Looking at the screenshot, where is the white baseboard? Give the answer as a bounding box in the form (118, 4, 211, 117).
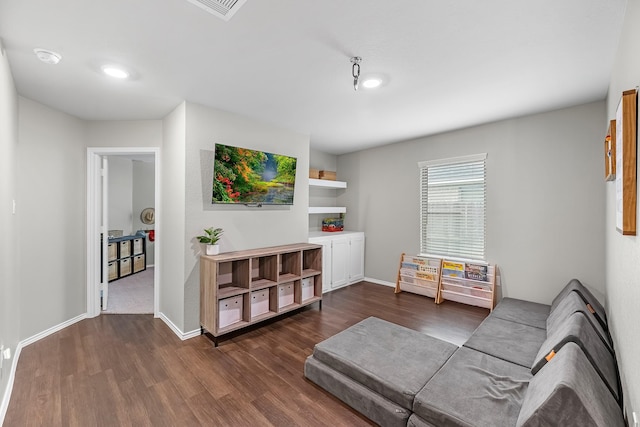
(158, 312, 201, 341)
(1, 312, 87, 424)
(365, 277, 395, 287)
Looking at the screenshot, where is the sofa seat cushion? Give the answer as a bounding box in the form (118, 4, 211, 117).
(311, 317, 458, 410)
(304, 356, 411, 427)
(547, 291, 612, 353)
(516, 342, 624, 427)
(414, 347, 531, 427)
(551, 279, 607, 329)
(531, 311, 619, 402)
(463, 316, 547, 368)
(491, 297, 550, 329)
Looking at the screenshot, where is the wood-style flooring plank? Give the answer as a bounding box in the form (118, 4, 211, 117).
(4, 282, 488, 426)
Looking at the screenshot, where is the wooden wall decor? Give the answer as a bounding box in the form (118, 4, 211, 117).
(615, 89, 637, 235)
(604, 119, 616, 181)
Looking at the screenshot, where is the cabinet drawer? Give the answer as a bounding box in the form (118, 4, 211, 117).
(119, 240, 131, 258)
(108, 262, 118, 281)
(133, 238, 144, 255)
(278, 283, 294, 308)
(107, 243, 117, 262)
(133, 254, 145, 273)
(119, 257, 132, 276)
(219, 296, 243, 329)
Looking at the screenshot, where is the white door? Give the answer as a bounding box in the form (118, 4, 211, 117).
(331, 237, 349, 288)
(348, 233, 365, 282)
(100, 157, 109, 310)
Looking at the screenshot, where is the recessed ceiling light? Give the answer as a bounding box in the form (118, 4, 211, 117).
(362, 78, 382, 89)
(33, 48, 62, 65)
(102, 66, 129, 79)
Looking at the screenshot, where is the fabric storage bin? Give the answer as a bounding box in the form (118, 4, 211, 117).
(107, 243, 117, 261)
(301, 277, 314, 301)
(251, 290, 270, 317)
(278, 283, 294, 307)
(219, 295, 243, 328)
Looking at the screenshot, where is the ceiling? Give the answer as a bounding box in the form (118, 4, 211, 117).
(0, 0, 627, 154)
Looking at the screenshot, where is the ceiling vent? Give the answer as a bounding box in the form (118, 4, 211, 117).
(185, 0, 247, 21)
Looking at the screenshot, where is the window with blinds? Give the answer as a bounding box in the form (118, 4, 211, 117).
(419, 154, 486, 261)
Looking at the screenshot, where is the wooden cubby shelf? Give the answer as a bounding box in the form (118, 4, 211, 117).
(200, 243, 323, 346)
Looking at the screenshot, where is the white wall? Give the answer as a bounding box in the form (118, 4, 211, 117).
(132, 160, 155, 265)
(337, 101, 606, 304)
(182, 102, 310, 331)
(107, 156, 133, 235)
(161, 103, 187, 332)
(605, 0, 640, 417)
(17, 97, 87, 339)
(0, 39, 20, 417)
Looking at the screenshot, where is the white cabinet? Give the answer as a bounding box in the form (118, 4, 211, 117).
(309, 231, 365, 292)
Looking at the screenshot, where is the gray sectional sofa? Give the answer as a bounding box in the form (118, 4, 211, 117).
(304, 279, 625, 426)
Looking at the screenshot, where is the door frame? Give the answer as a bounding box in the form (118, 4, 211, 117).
(86, 147, 161, 318)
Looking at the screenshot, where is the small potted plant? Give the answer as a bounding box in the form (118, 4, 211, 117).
(197, 227, 223, 255)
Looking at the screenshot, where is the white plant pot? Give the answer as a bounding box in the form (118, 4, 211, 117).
(206, 244, 220, 255)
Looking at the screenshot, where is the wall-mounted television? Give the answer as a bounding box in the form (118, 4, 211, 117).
(213, 143, 297, 205)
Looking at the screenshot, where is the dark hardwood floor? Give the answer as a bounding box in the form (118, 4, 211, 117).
(4, 282, 488, 426)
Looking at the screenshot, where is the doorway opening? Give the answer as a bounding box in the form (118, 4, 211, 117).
(87, 147, 160, 318)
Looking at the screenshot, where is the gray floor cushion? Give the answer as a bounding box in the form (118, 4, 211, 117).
(414, 347, 531, 427)
(407, 414, 438, 427)
(551, 278, 607, 329)
(310, 317, 458, 410)
(531, 311, 620, 402)
(463, 316, 547, 368)
(547, 291, 612, 353)
(516, 342, 624, 427)
(491, 297, 550, 329)
(304, 356, 411, 427)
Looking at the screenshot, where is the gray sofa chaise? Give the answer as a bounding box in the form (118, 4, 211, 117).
(304, 279, 624, 427)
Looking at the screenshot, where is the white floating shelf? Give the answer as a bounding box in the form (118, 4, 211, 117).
(309, 178, 347, 189)
(308, 206, 347, 214)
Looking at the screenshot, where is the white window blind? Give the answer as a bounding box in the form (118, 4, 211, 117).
(419, 154, 486, 261)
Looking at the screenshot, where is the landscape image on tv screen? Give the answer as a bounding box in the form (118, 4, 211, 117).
(213, 143, 297, 205)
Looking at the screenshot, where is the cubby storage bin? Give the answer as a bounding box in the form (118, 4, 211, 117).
(219, 295, 243, 328)
(119, 240, 131, 258)
(107, 243, 117, 262)
(278, 283, 295, 308)
(133, 238, 144, 255)
(108, 262, 118, 281)
(301, 277, 315, 301)
(251, 290, 270, 318)
(133, 254, 145, 273)
(119, 258, 132, 276)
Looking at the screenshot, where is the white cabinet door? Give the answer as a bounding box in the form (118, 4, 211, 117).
(348, 233, 365, 282)
(330, 237, 349, 288)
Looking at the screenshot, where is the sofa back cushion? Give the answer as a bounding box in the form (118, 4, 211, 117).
(516, 343, 624, 427)
(531, 311, 619, 402)
(551, 279, 607, 330)
(547, 291, 612, 353)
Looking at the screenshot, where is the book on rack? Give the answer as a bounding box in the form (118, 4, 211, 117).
(465, 263, 488, 281)
(442, 261, 465, 278)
